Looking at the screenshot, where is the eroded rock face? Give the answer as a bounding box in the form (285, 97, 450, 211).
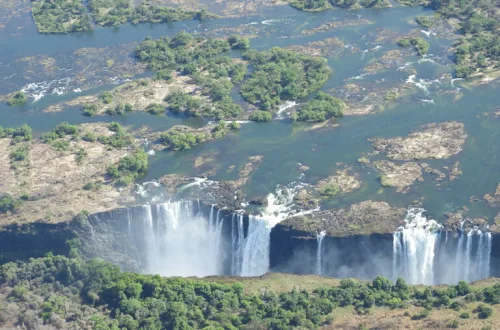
(373, 160, 422, 192)
(370, 122, 467, 160)
(276, 200, 406, 237)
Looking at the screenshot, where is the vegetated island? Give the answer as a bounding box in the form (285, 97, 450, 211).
(30, 0, 215, 33)
(397, 0, 500, 78)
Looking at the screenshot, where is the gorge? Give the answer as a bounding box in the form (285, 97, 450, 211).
(3, 195, 495, 286)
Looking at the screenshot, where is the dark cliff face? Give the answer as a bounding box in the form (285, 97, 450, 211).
(270, 223, 394, 280)
(491, 234, 500, 277)
(0, 222, 75, 264)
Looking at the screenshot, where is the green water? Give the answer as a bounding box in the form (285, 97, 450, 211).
(1, 3, 499, 222)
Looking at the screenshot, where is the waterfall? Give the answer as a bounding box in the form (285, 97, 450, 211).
(316, 231, 326, 276)
(393, 208, 493, 285)
(134, 201, 227, 277)
(393, 208, 440, 285)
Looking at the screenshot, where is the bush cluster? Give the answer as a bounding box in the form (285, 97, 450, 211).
(295, 92, 344, 122)
(2, 256, 498, 330)
(241, 47, 331, 110)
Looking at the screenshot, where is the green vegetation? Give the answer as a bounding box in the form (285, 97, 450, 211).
(165, 91, 205, 116)
(136, 33, 246, 119)
(99, 91, 113, 104)
(241, 47, 331, 110)
(250, 110, 273, 122)
(145, 103, 165, 115)
(88, 0, 212, 27)
(41, 122, 80, 143)
(296, 92, 344, 122)
(9, 145, 29, 161)
(159, 122, 233, 151)
(82, 104, 99, 117)
(107, 149, 148, 185)
(288, 0, 388, 11)
(319, 183, 340, 196)
(0, 194, 22, 213)
(415, 16, 435, 28)
(398, 0, 500, 77)
(2, 256, 500, 329)
(7, 91, 27, 106)
(105, 102, 133, 115)
(0, 124, 33, 142)
(228, 35, 251, 50)
(397, 37, 430, 56)
(96, 123, 135, 148)
(31, 0, 92, 33)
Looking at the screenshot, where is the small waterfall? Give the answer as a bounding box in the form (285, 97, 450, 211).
(241, 215, 271, 276)
(235, 184, 314, 276)
(231, 214, 245, 275)
(316, 230, 326, 276)
(394, 208, 493, 285)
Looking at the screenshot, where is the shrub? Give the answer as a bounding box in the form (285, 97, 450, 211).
(146, 103, 165, 115)
(448, 319, 459, 328)
(54, 122, 79, 138)
(250, 110, 272, 122)
(7, 91, 27, 105)
(297, 92, 344, 122)
(107, 150, 148, 185)
(460, 312, 469, 319)
(160, 130, 199, 151)
(82, 132, 97, 142)
(10, 146, 29, 161)
(416, 16, 434, 28)
(99, 92, 113, 104)
(83, 104, 99, 117)
(51, 140, 70, 151)
(0, 194, 22, 213)
(319, 184, 340, 197)
(477, 304, 493, 319)
(411, 309, 430, 320)
(229, 121, 240, 130)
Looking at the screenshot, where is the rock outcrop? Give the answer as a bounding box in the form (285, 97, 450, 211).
(275, 200, 406, 237)
(370, 121, 467, 160)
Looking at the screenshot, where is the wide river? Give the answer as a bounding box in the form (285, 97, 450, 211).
(1, 2, 499, 222)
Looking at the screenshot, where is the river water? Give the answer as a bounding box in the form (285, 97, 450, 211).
(0, 2, 499, 222)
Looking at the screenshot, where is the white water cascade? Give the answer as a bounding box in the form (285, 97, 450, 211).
(393, 208, 492, 285)
(316, 231, 326, 276)
(231, 184, 314, 276)
(139, 201, 226, 277)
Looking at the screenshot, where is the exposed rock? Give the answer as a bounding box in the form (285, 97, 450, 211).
(484, 183, 500, 208)
(302, 18, 373, 36)
(286, 38, 352, 57)
(294, 168, 362, 209)
(316, 169, 362, 195)
(444, 211, 488, 232)
(370, 122, 467, 160)
(158, 174, 192, 195)
(277, 201, 406, 237)
(421, 163, 446, 181)
(449, 161, 462, 181)
(373, 160, 422, 192)
(45, 76, 197, 114)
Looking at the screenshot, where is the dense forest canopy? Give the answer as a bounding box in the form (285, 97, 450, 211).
(1, 255, 500, 329)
